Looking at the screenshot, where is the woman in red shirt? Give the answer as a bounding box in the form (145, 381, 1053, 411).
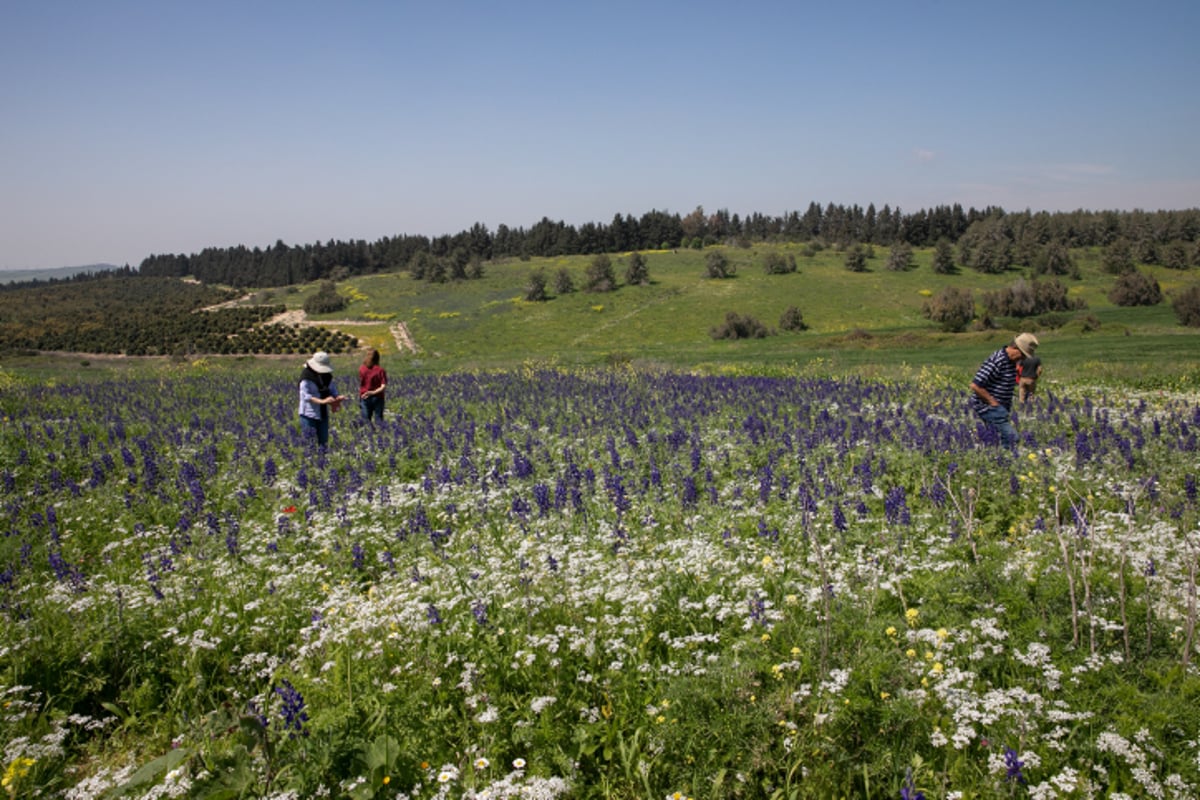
(358, 349, 388, 423)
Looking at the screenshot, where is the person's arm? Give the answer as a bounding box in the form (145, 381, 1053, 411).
(970, 381, 999, 407)
(303, 380, 343, 406)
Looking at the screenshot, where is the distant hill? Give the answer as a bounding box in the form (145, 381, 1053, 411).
(0, 264, 118, 285)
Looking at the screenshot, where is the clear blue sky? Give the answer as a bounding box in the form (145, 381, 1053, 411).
(3, 0, 1198, 269)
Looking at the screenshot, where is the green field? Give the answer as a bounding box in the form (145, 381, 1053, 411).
(2, 244, 1198, 389)
(252, 245, 1200, 383)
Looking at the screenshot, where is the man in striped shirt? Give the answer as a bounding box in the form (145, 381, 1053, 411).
(969, 333, 1039, 448)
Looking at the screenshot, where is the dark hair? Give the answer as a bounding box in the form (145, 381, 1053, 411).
(362, 348, 380, 368)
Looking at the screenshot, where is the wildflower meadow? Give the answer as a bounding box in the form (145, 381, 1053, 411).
(1, 365, 1198, 799)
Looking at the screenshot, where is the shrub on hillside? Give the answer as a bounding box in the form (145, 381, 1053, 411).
(885, 242, 914, 271)
(710, 312, 773, 340)
(525, 269, 549, 302)
(779, 306, 808, 332)
(553, 268, 575, 295)
(931, 239, 956, 274)
(843, 244, 868, 272)
(303, 281, 346, 315)
(1108, 270, 1162, 307)
(1102, 238, 1135, 274)
(584, 255, 617, 292)
(705, 251, 735, 279)
(922, 287, 975, 332)
(981, 277, 1083, 318)
(763, 252, 797, 275)
(1033, 242, 1080, 279)
(1172, 284, 1200, 327)
(624, 252, 650, 286)
(1162, 241, 1192, 270)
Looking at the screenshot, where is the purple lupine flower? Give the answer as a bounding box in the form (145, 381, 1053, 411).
(681, 476, 698, 507)
(1004, 747, 1026, 784)
(247, 700, 268, 729)
(900, 768, 925, 800)
(748, 593, 768, 628)
(832, 502, 848, 532)
(758, 465, 773, 505)
(471, 600, 489, 627)
(427, 604, 443, 625)
(274, 679, 309, 738)
(1074, 431, 1092, 465)
(884, 486, 909, 525)
(532, 483, 552, 516)
(511, 496, 531, 520)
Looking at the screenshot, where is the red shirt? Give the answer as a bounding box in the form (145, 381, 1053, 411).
(358, 365, 387, 398)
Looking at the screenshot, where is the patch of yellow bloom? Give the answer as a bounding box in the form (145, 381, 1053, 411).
(1, 757, 35, 789)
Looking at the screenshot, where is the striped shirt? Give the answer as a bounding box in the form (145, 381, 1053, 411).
(971, 348, 1016, 412)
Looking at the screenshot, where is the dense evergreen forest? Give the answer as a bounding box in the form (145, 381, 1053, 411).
(129, 204, 1200, 289)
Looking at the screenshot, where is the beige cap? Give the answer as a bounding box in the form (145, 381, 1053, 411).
(1014, 333, 1039, 358)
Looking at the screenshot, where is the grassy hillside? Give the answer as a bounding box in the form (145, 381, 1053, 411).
(302, 244, 1199, 386)
(3, 244, 1198, 387)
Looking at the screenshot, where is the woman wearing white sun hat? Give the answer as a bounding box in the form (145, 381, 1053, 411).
(297, 351, 347, 447)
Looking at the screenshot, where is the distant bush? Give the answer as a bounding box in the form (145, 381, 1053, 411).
(1172, 284, 1200, 327)
(303, 281, 347, 315)
(1101, 238, 1135, 274)
(779, 306, 808, 332)
(1163, 241, 1192, 270)
(553, 268, 575, 295)
(843, 244, 868, 272)
(525, 269, 549, 302)
(981, 278, 1083, 318)
(931, 239, 956, 274)
(1033, 242, 1080, 279)
(1034, 312, 1071, 329)
(585, 255, 617, 292)
(710, 312, 773, 340)
(705, 251, 735, 279)
(624, 252, 650, 286)
(885, 242, 914, 271)
(1108, 270, 1162, 307)
(957, 218, 1014, 274)
(922, 287, 975, 332)
(763, 252, 797, 275)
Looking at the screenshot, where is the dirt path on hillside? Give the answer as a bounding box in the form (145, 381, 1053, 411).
(193, 297, 420, 354)
(266, 309, 420, 354)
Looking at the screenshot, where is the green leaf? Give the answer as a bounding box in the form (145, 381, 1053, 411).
(105, 748, 189, 798)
